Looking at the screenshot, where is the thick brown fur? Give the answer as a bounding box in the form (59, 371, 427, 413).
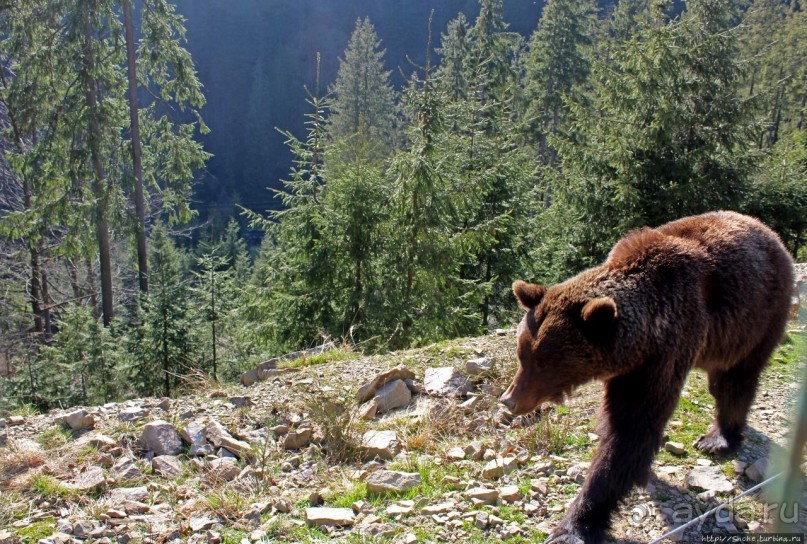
(500, 211, 794, 544)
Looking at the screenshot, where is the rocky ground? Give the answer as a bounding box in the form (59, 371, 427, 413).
(1, 296, 805, 544)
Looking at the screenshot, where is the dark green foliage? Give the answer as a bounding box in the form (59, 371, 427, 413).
(544, 0, 758, 271)
(328, 18, 396, 154)
(133, 226, 196, 397)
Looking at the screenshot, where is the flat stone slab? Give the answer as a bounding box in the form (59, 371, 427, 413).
(305, 507, 356, 527)
(366, 470, 421, 494)
(686, 465, 734, 493)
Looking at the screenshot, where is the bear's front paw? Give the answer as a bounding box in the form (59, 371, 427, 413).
(694, 428, 741, 456)
(545, 521, 603, 544)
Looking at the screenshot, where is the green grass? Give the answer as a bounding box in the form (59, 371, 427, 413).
(281, 347, 356, 369)
(221, 529, 249, 544)
(10, 403, 39, 417)
(14, 518, 55, 544)
(35, 426, 73, 450)
(30, 474, 79, 500)
(330, 480, 371, 508)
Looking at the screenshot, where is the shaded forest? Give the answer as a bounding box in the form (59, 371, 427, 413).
(0, 0, 805, 411)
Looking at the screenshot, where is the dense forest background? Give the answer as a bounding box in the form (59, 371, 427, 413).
(0, 0, 805, 411)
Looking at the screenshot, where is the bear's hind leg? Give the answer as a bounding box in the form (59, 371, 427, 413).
(695, 341, 775, 456)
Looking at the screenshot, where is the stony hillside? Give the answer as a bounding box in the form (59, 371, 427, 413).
(1, 314, 805, 544)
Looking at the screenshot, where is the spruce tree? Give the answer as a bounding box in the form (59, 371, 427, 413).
(328, 17, 396, 153)
(548, 0, 757, 272)
(525, 0, 597, 167)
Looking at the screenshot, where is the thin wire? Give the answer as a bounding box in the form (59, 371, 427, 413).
(647, 472, 783, 544)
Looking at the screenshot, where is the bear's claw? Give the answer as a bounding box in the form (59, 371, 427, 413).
(694, 428, 740, 456)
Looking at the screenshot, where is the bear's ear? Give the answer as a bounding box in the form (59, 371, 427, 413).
(513, 280, 546, 310)
(581, 297, 618, 328)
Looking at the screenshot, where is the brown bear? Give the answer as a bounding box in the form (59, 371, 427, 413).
(500, 211, 794, 544)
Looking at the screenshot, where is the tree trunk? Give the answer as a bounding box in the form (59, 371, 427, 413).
(210, 265, 217, 380)
(82, 8, 114, 326)
(40, 267, 51, 339)
(123, 0, 149, 293)
(86, 258, 99, 317)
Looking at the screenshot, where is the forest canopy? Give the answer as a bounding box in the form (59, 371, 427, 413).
(0, 0, 805, 410)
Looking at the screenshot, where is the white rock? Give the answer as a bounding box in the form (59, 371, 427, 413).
(356, 366, 416, 403)
(118, 407, 149, 421)
(361, 430, 400, 460)
(424, 367, 472, 397)
(365, 470, 421, 494)
(305, 507, 355, 527)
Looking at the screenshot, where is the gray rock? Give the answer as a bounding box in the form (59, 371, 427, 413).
(283, 428, 312, 450)
(152, 455, 183, 478)
(204, 420, 251, 459)
(228, 396, 253, 408)
(745, 457, 769, 483)
(305, 507, 356, 527)
(424, 367, 472, 397)
(685, 466, 734, 493)
(109, 486, 149, 502)
(366, 470, 421, 494)
(6, 415, 24, 426)
(482, 456, 518, 479)
(206, 458, 240, 481)
(356, 366, 416, 403)
(664, 441, 686, 455)
(465, 357, 492, 375)
(72, 520, 96, 539)
(118, 407, 148, 422)
(62, 409, 95, 431)
(112, 457, 142, 480)
(466, 487, 499, 505)
(361, 430, 400, 460)
(140, 420, 182, 456)
(356, 399, 378, 421)
(67, 466, 106, 492)
(374, 379, 411, 414)
(0, 529, 17, 544)
(189, 517, 219, 532)
(498, 485, 522, 503)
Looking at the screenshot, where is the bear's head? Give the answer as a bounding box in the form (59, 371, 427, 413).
(499, 279, 618, 415)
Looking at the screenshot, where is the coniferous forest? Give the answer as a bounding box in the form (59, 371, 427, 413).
(0, 0, 805, 411)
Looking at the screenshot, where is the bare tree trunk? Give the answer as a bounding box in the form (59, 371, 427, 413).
(82, 8, 114, 326)
(123, 0, 148, 294)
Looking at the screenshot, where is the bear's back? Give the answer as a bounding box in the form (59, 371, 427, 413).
(658, 211, 794, 369)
